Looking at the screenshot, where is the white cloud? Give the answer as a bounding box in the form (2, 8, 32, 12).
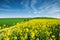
(32, 1, 60, 18)
(31, 0, 57, 15)
(31, 0, 37, 11)
(20, 0, 29, 9)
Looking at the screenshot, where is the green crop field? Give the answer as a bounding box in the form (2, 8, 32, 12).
(0, 18, 32, 29)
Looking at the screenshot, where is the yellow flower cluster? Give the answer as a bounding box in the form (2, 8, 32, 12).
(0, 19, 60, 40)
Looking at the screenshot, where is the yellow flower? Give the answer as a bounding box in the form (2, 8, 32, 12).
(16, 23, 20, 26)
(52, 35, 55, 38)
(25, 33, 28, 39)
(42, 25, 47, 30)
(35, 30, 38, 33)
(25, 28, 29, 32)
(21, 37, 25, 40)
(59, 33, 60, 36)
(36, 38, 39, 40)
(31, 32, 35, 38)
(50, 38, 53, 40)
(4, 37, 9, 40)
(14, 36, 17, 39)
(7, 30, 11, 35)
(50, 31, 52, 34)
(45, 31, 50, 36)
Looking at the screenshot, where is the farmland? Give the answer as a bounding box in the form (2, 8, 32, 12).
(0, 17, 60, 40)
(0, 18, 31, 29)
(0, 17, 56, 29)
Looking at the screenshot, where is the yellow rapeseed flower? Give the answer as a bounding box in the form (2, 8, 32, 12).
(42, 25, 47, 30)
(16, 23, 20, 26)
(36, 38, 39, 40)
(31, 32, 35, 38)
(4, 37, 9, 40)
(25, 28, 29, 32)
(14, 36, 17, 39)
(50, 38, 53, 40)
(25, 33, 28, 39)
(52, 35, 55, 38)
(21, 37, 25, 40)
(59, 33, 60, 36)
(35, 30, 38, 34)
(50, 31, 52, 34)
(45, 31, 50, 36)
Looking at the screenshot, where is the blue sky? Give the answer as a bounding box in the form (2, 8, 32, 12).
(0, 0, 60, 18)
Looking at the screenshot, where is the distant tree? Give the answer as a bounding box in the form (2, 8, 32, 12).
(24, 18, 30, 22)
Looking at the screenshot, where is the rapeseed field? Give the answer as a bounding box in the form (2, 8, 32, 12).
(0, 19, 60, 40)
